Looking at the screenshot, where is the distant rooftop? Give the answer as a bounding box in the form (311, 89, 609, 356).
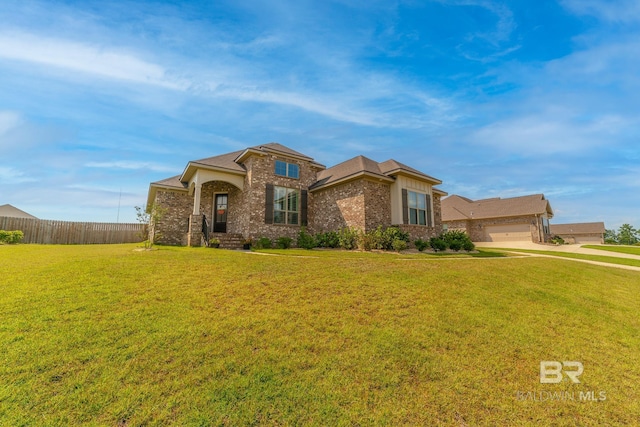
(0, 204, 38, 219)
(442, 194, 553, 221)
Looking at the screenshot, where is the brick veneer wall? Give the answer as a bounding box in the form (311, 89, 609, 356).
(448, 215, 543, 243)
(152, 189, 192, 245)
(310, 180, 365, 233)
(235, 154, 320, 241)
(310, 178, 392, 234)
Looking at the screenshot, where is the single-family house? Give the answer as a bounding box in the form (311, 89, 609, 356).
(549, 222, 605, 244)
(441, 194, 553, 243)
(147, 143, 447, 247)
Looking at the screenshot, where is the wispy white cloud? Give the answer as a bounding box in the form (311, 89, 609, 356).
(561, 0, 640, 23)
(0, 31, 189, 90)
(85, 161, 175, 173)
(0, 166, 37, 184)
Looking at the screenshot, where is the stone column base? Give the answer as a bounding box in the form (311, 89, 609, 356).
(188, 214, 204, 247)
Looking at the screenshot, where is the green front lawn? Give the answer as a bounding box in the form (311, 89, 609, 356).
(1, 244, 639, 425)
(583, 245, 640, 256)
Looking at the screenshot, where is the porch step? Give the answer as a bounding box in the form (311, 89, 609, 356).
(210, 233, 246, 250)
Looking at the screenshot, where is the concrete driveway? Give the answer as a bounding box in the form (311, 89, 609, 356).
(474, 241, 640, 271)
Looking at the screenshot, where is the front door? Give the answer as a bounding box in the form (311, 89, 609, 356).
(214, 194, 228, 233)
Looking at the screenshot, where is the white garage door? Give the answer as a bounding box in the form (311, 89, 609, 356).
(484, 224, 531, 242)
(574, 235, 603, 244)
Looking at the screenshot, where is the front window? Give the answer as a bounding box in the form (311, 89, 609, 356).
(274, 186, 299, 225)
(408, 191, 428, 226)
(542, 216, 550, 235)
(275, 160, 299, 179)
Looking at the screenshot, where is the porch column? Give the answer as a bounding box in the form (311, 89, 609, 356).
(192, 183, 202, 215)
(188, 214, 204, 247)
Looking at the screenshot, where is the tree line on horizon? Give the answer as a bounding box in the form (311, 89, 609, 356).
(604, 224, 639, 245)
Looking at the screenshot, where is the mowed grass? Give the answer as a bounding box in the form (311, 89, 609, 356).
(583, 245, 640, 256)
(1, 245, 639, 426)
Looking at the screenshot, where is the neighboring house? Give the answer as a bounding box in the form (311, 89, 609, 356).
(549, 222, 605, 244)
(0, 204, 38, 219)
(442, 194, 554, 243)
(147, 143, 446, 247)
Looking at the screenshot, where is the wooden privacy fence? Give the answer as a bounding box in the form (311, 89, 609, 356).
(0, 216, 146, 244)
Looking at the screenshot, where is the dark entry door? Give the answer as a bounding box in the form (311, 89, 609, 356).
(214, 194, 228, 233)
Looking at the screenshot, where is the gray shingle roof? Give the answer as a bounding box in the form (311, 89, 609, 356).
(550, 222, 605, 235)
(310, 155, 443, 191)
(442, 194, 553, 221)
(247, 142, 314, 160)
(378, 159, 442, 184)
(150, 175, 188, 189)
(311, 156, 395, 190)
(190, 150, 247, 173)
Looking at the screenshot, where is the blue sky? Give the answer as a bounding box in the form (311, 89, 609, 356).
(0, 0, 638, 228)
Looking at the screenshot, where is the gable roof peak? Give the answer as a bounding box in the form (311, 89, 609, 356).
(248, 142, 314, 160)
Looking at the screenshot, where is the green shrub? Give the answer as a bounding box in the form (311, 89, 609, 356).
(429, 237, 447, 252)
(276, 237, 293, 249)
(358, 232, 376, 251)
(0, 230, 24, 244)
(448, 240, 462, 251)
(550, 235, 565, 245)
(392, 238, 408, 252)
(462, 240, 475, 252)
(315, 231, 339, 248)
(297, 228, 316, 250)
(337, 227, 359, 250)
(441, 230, 474, 252)
(365, 226, 410, 250)
(414, 239, 429, 252)
(254, 237, 272, 249)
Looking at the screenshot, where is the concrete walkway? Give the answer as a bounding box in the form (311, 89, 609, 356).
(475, 242, 640, 272)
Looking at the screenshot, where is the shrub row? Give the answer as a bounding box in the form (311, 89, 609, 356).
(0, 230, 24, 244)
(252, 228, 475, 253)
(252, 236, 293, 249)
(414, 230, 475, 252)
(297, 226, 410, 252)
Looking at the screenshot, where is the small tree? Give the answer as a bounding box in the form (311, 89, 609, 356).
(135, 203, 166, 249)
(617, 224, 639, 245)
(604, 229, 618, 244)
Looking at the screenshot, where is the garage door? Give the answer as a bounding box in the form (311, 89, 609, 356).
(573, 235, 603, 244)
(484, 224, 531, 242)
